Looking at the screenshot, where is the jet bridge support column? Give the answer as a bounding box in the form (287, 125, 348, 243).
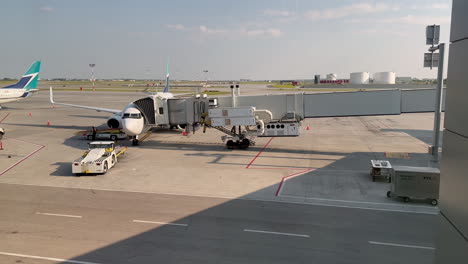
(230, 85, 237, 107)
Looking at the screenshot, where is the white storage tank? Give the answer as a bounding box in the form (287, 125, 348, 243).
(373, 72, 396, 84)
(350, 72, 370, 84)
(326, 73, 337, 80)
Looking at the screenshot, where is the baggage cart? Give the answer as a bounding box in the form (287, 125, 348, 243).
(386, 166, 440, 205)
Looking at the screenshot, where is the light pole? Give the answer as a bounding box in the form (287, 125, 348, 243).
(424, 25, 445, 161)
(203, 70, 208, 93)
(89, 64, 96, 91)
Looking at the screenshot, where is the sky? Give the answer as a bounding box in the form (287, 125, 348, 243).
(0, 0, 452, 80)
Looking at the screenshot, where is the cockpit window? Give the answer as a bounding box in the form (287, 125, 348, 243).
(122, 113, 141, 119)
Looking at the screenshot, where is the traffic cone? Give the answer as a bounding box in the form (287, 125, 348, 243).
(306, 125, 310, 130)
(28, 112, 32, 116)
(182, 130, 187, 136)
(47, 120, 51, 126)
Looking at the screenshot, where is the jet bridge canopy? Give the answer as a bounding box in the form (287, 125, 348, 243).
(133, 97, 156, 125)
(214, 88, 445, 119)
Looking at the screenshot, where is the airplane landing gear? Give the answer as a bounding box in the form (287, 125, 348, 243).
(130, 135, 140, 146)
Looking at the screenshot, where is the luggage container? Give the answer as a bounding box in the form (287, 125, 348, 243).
(386, 166, 440, 205)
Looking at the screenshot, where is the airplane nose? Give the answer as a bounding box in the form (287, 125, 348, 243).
(121, 120, 142, 136)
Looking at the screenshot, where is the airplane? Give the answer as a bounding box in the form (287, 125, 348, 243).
(0, 61, 41, 107)
(50, 62, 190, 145)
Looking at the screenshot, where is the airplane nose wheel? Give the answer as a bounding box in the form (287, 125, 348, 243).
(132, 139, 139, 146)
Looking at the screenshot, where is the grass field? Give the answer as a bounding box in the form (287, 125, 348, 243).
(269, 84, 296, 88)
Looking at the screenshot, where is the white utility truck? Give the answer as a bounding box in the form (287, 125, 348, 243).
(72, 141, 121, 175)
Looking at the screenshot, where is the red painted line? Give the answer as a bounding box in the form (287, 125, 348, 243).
(275, 169, 315, 196)
(0, 113, 10, 123)
(245, 137, 274, 168)
(0, 145, 45, 176)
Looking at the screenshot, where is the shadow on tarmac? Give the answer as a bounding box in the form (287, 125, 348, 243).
(44, 135, 439, 263)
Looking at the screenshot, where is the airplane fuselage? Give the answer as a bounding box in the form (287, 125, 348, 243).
(0, 88, 32, 104)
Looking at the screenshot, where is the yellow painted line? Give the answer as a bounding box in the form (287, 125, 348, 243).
(116, 147, 128, 157)
(138, 131, 153, 142)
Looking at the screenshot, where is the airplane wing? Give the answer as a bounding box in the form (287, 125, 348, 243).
(49, 87, 122, 114)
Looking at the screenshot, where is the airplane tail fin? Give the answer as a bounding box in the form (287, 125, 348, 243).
(163, 58, 170, 93)
(3, 61, 41, 91)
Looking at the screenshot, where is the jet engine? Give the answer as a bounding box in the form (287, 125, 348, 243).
(107, 115, 122, 129)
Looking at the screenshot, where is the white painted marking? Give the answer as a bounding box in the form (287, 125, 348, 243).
(132, 220, 188, 227)
(0, 251, 101, 264)
(36, 212, 82, 218)
(2, 182, 438, 215)
(369, 241, 435, 250)
(244, 229, 309, 238)
(279, 196, 438, 214)
(280, 194, 428, 206)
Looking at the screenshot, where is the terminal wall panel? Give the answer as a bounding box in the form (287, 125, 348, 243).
(435, 214, 468, 264)
(450, 0, 468, 42)
(304, 90, 401, 117)
(401, 89, 446, 113)
(444, 40, 468, 136)
(439, 130, 468, 238)
(217, 94, 304, 120)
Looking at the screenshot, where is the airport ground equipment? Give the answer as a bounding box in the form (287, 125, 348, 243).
(370, 160, 392, 182)
(72, 141, 125, 175)
(77, 129, 127, 141)
(203, 106, 258, 149)
(200, 105, 301, 149)
(386, 166, 440, 205)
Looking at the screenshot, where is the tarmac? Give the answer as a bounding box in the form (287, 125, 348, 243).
(0, 90, 441, 263)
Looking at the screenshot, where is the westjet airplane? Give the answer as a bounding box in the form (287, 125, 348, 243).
(50, 60, 191, 145)
(0, 61, 41, 107)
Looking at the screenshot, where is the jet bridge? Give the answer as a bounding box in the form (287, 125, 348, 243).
(205, 87, 445, 148)
(214, 88, 445, 119)
(132, 95, 210, 130)
(132, 87, 444, 148)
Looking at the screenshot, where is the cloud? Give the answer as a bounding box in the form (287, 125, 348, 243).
(263, 9, 293, 17)
(166, 24, 186, 30)
(380, 15, 450, 25)
(39, 6, 54, 12)
(199, 25, 227, 34)
(304, 3, 399, 20)
(167, 23, 282, 38)
(240, 28, 282, 37)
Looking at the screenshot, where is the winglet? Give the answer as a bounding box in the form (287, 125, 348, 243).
(49, 87, 55, 104)
(163, 57, 170, 93)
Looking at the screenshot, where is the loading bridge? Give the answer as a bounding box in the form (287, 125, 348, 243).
(133, 97, 156, 125)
